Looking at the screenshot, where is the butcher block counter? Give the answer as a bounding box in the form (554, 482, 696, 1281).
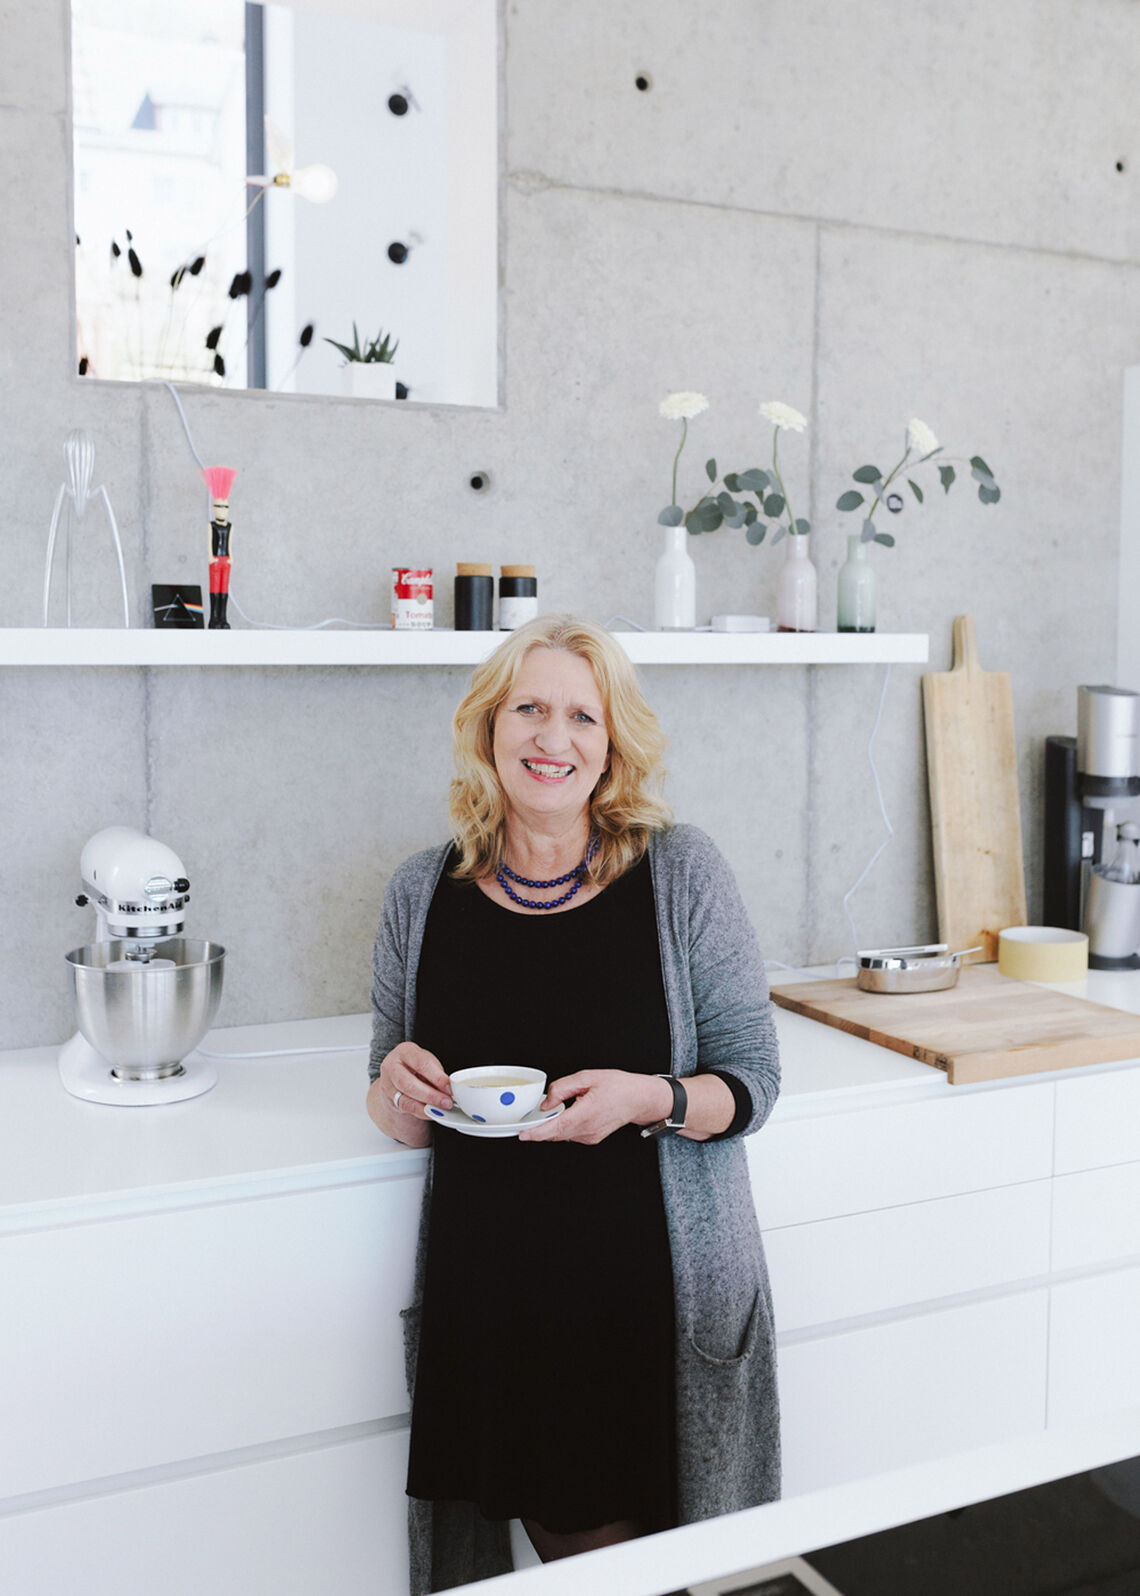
(2, 976, 1140, 1596)
(772, 962, 1140, 1082)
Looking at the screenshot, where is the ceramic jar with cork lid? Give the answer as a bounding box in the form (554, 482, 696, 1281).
(454, 563, 494, 630)
(499, 565, 537, 630)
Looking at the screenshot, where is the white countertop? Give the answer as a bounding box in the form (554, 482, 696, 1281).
(6, 966, 1140, 1227)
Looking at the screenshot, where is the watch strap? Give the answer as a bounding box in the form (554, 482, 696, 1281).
(640, 1074, 688, 1139)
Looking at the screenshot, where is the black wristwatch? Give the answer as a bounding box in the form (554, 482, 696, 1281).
(640, 1074, 688, 1139)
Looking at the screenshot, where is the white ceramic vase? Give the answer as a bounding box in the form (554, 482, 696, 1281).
(654, 524, 696, 630)
(776, 532, 818, 633)
(341, 362, 397, 401)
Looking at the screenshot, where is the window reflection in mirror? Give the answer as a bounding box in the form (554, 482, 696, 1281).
(71, 0, 498, 406)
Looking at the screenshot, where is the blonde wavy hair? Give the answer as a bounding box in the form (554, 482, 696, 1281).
(449, 615, 672, 886)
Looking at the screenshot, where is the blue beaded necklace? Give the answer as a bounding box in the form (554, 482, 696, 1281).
(497, 833, 600, 910)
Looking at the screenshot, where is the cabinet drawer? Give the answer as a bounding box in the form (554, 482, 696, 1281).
(0, 1177, 421, 1499)
(779, 1289, 1048, 1495)
(751, 1084, 1054, 1228)
(1049, 1264, 1140, 1426)
(766, 1180, 1051, 1333)
(1054, 1066, 1140, 1173)
(0, 1426, 409, 1596)
(1052, 1164, 1140, 1271)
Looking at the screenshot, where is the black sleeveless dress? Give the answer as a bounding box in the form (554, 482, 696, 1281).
(405, 852, 677, 1534)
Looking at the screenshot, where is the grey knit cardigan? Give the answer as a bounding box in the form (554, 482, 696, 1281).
(369, 823, 781, 1595)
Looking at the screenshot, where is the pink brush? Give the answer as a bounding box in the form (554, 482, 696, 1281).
(201, 467, 237, 630)
(201, 465, 237, 507)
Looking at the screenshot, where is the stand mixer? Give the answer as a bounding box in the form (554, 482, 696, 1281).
(59, 826, 225, 1106)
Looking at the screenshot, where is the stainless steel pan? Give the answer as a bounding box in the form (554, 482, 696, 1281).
(855, 943, 982, 994)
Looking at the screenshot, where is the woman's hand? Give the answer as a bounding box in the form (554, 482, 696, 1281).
(366, 1042, 453, 1148)
(518, 1070, 672, 1145)
(518, 1069, 737, 1144)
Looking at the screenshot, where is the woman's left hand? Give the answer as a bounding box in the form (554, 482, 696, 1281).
(518, 1070, 672, 1144)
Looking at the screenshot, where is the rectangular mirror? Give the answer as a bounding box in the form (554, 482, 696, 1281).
(71, 0, 498, 406)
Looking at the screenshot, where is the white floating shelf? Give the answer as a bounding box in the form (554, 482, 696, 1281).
(0, 628, 929, 668)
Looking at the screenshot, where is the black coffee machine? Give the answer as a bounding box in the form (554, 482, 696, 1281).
(1044, 684, 1140, 966)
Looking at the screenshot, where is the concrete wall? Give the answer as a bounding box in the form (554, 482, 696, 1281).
(3, 0, 1138, 1048)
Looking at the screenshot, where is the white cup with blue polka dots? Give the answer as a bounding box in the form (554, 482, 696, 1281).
(449, 1065, 547, 1125)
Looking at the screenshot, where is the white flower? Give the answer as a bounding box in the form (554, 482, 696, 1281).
(659, 391, 709, 421)
(907, 417, 940, 456)
(759, 400, 807, 432)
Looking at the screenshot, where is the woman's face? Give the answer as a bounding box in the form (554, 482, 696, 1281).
(492, 649, 611, 830)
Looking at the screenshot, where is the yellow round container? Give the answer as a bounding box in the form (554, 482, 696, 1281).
(997, 926, 1088, 982)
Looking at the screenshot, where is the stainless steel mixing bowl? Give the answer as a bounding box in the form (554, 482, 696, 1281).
(66, 938, 225, 1080)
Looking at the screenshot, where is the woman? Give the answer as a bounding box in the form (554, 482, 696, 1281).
(367, 615, 780, 1594)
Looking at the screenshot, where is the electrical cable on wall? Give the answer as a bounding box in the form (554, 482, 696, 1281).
(840, 662, 895, 954)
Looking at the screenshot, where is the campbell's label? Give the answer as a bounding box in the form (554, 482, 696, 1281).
(391, 568, 433, 630)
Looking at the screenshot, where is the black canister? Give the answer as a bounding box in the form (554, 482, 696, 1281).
(454, 563, 494, 630)
(499, 565, 538, 630)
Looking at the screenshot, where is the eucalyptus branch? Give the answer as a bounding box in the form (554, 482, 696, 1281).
(836, 421, 1001, 547)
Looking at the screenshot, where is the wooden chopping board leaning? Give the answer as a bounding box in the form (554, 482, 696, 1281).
(922, 615, 1027, 963)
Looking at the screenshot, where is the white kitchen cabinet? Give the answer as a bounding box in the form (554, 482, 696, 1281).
(765, 1180, 1052, 1334)
(1054, 1063, 1140, 1173)
(752, 1082, 1054, 1229)
(1048, 1265, 1140, 1427)
(0, 1177, 420, 1498)
(778, 1290, 1049, 1495)
(4, 1001, 1140, 1596)
(0, 1426, 410, 1596)
(1052, 1163, 1140, 1272)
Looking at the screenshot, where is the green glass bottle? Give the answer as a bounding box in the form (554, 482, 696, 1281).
(837, 533, 876, 633)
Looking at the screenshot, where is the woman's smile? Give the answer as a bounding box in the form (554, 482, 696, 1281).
(521, 758, 575, 781)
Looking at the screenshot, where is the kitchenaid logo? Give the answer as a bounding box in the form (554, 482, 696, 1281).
(115, 896, 189, 915)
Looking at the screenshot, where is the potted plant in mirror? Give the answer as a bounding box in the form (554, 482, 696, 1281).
(326, 323, 399, 400)
(834, 418, 1001, 632)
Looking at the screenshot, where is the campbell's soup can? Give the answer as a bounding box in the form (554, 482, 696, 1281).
(391, 568, 433, 630)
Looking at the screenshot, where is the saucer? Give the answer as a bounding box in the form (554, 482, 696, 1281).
(425, 1102, 565, 1138)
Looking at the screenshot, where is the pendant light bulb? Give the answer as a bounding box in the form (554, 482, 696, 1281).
(291, 163, 338, 204)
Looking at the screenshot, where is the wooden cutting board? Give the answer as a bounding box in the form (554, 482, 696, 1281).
(771, 965, 1140, 1083)
(922, 615, 1027, 963)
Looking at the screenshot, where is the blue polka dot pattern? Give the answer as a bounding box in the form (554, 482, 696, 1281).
(428, 1106, 443, 1118)
(500, 1091, 516, 1106)
(473, 1114, 486, 1123)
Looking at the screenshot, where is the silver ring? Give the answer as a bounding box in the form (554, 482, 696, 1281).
(393, 1089, 404, 1112)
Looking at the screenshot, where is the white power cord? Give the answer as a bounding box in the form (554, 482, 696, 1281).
(195, 1041, 366, 1059)
(840, 662, 895, 954)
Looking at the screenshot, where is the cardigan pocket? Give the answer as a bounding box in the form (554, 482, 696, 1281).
(686, 1287, 762, 1368)
(678, 1290, 779, 1512)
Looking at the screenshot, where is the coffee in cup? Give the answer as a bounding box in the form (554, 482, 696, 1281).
(449, 1065, 546, 1125)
